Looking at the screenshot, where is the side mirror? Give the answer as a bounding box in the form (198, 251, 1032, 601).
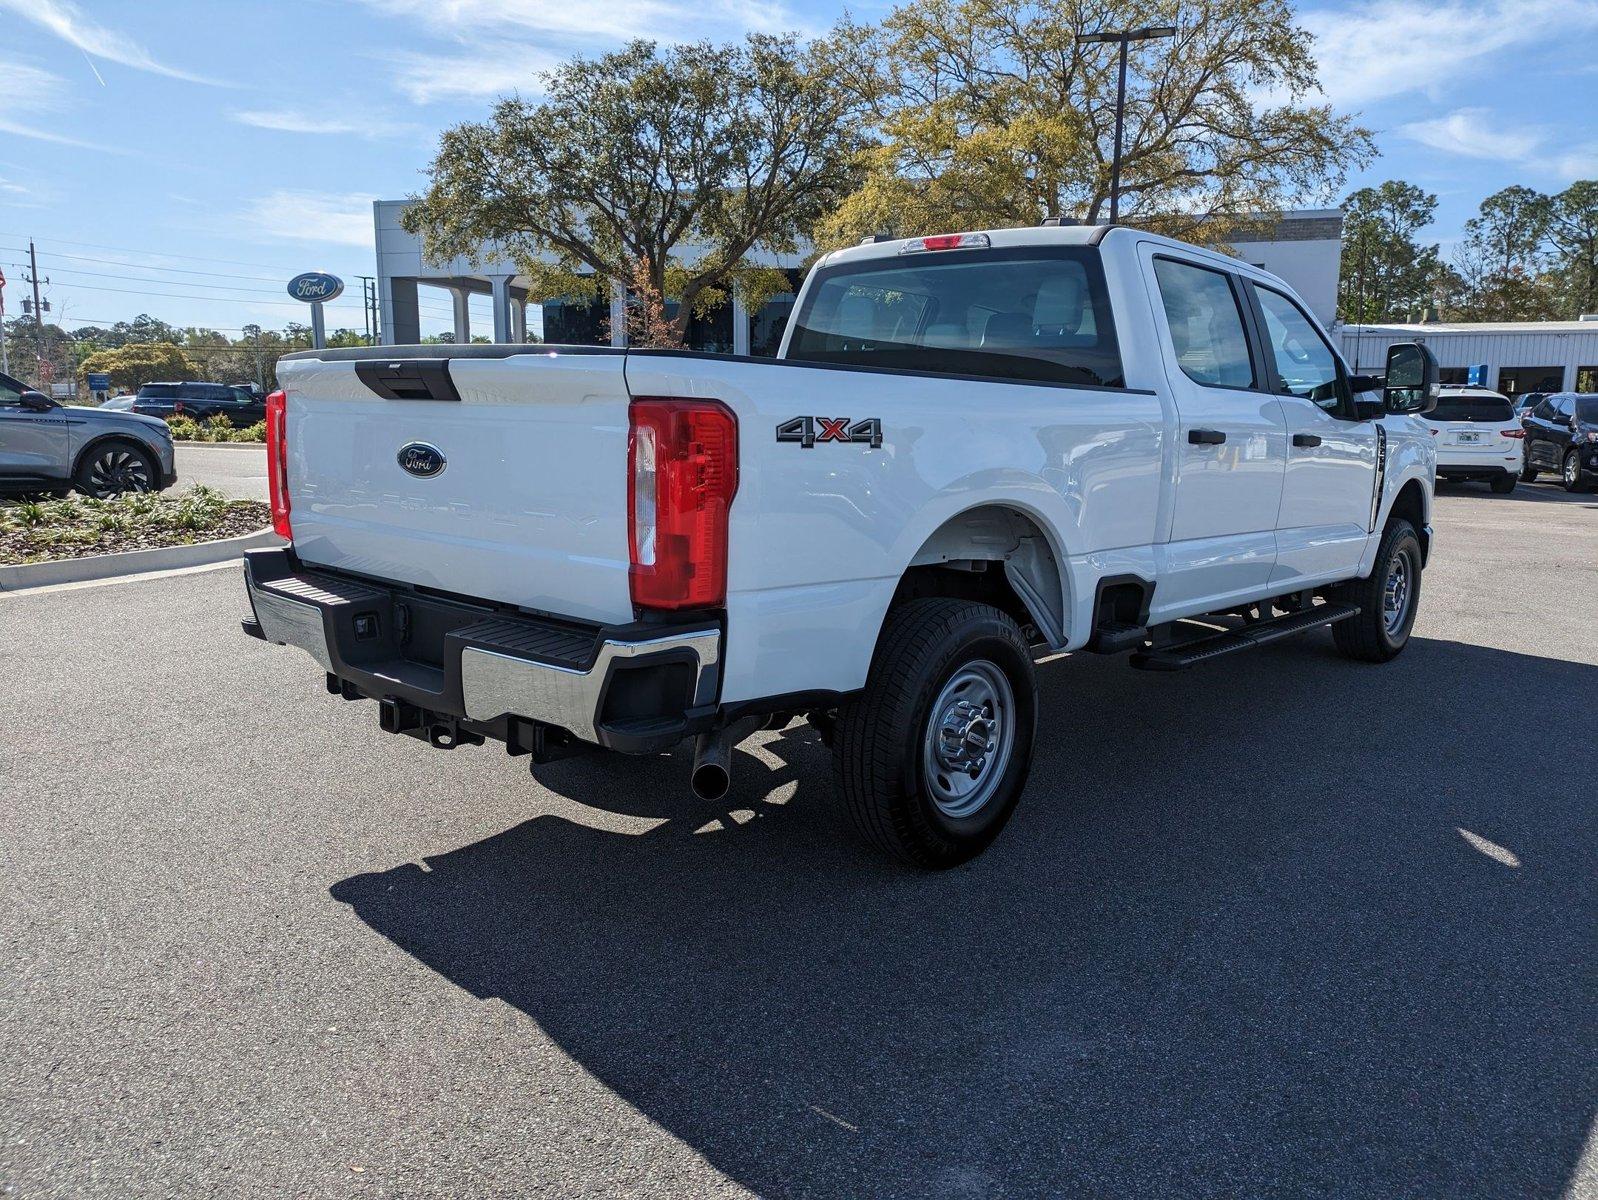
(1382, 343, 1439, 415)
(18, 390, 56, 412)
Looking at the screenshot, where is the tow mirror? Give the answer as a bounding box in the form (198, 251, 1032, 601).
(1382, 343, 1439, 415)
(18, 390, 56, 412)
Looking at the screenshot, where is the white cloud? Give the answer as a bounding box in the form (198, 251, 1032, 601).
(242, 191, 379, 248)
(1398, 108, 1542, 161)
(230, 109, 417, 138)
(378, 45, 564, 104)
(1298, 0, 1598, 108)
(0, 61, 131, 153)
(0, 0, 224, 86)
(353, 0, 807, 103)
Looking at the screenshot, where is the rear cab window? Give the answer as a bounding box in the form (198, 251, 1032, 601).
(786, 247, 1124, 388)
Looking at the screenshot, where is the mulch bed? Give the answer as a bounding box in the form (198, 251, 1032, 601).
(0, 501, 270, 566)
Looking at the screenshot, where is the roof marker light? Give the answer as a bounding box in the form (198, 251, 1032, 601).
(900, 233, 992, 254)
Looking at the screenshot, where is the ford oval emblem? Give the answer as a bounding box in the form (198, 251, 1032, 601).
(397, 442, 446, 478)
(287, 271, 345, 303)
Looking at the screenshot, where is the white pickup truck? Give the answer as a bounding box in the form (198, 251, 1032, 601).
(243, 223, 1439, 867)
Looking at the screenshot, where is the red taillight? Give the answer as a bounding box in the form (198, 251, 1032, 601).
(627, 397, 738, 611)
(265, 389, 291, 540)
(1500, 428, 1525, 438)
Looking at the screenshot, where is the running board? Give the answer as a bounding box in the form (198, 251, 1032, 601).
(1129, 602, 1360, 672)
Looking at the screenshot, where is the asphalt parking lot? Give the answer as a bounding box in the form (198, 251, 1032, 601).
(2, 481, 1594, 1199)
(174, 442, 268, 502)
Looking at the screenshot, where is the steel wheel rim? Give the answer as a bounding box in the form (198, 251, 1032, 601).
(88, 448, 152, 496)
(922, 659, 1015, 819)
(1382, 549, 1413, 635)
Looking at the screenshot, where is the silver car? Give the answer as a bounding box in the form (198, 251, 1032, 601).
(0, 370, 177, 498)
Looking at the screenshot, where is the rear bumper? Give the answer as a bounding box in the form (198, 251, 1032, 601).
(241, 547, 721, 754)
(1438, 465, 1515, 480)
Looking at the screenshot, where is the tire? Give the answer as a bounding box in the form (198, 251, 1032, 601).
(73, 440, 156, 498)
(1489, 473, 1516, 494)
(1518, 456, 1538, 482)
(1331, 518, 1423, 663)
(1562, 449, 1585, 492)
(833, 598, 1038, 868)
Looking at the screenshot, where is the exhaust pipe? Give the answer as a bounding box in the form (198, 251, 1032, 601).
(690, 717, 762, 802)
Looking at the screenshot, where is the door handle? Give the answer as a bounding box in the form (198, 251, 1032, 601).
(1188, 429, 1226, 445)
(1293, 433, 1322, 448)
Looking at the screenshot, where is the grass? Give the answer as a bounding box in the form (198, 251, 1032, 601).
(0, 484, 271, 565)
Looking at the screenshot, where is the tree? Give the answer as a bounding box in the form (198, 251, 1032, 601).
(1451, 185, 1558, 320)
(77, 342, 198, 391)
(403, 35, 865, 345)
(1338, 182, 1443, 323)
(1545, 180, 1598, 317)
(817, 0, 1374, 246)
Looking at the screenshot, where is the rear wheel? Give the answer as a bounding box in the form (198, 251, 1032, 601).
(1563, 449, 1585, 492)
(1518, 456, 1538, 481)
(1489, 473, 1517, 494)
(833, 598, 1037, 868)
(1331, 518, 1423, 663)
(73, 440, 156, 498)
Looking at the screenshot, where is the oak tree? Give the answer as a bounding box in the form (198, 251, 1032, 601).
(403, 36, 865, 345)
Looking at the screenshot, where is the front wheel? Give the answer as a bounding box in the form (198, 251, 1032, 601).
(74, 440, 156, 498)
(1331, 518, 1423, 663)
(833, 598, 1038, 868)
(1563, 449, 1586, 492)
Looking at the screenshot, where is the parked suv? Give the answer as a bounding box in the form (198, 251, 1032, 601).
(1522, 392, 1598, 491)
(1, 370, 177, 497)
(132, 381, 266, 426)
(1424, 386, 1523, 492)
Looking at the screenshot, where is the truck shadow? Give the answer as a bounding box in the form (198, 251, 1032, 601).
(330, 636, 1597, 1199)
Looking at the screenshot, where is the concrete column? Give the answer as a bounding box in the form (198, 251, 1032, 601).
(609, 279, 627, 348)
(447, 285, 471, 344)
(383, 277, 421, 346)
(488, 275, 514, 344)
(731, 282, 750, 356)
(510, 290, 527, 344)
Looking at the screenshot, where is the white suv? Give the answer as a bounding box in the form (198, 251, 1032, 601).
(1424, 387, 1524, 493)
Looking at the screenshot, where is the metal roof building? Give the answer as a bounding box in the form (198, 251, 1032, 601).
(1338, 320, 1598, 397)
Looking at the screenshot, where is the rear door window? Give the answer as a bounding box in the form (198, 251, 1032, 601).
(787, 247, 1124, 388)
(1152, 258, 1255, 389)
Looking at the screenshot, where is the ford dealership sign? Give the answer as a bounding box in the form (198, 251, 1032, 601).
(287, 272, 344, 303)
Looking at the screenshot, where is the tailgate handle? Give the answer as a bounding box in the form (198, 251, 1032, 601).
(354, 359, 460, 402)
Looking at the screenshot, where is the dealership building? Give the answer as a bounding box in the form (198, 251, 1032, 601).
(372, 202, 1348, 353)
(1339, 320, 1598, 397)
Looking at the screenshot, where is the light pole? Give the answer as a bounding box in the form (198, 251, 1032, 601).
(1077, 24, 1177, 224)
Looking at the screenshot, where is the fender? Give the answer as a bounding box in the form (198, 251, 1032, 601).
(1359, 425, 1433, 578)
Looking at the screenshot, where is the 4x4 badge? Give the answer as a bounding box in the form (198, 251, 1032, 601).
(776, 416, 883, 449)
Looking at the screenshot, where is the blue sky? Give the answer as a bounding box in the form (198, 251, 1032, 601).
(1, 0, 1596, 337)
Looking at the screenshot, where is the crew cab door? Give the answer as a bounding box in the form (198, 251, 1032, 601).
(1244, 282, 1379, 587)
(1141, 249, 1286, 614)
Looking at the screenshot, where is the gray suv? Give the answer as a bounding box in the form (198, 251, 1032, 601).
(1, 370, 177, 498)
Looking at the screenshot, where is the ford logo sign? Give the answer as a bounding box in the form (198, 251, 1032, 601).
(397, 442, 446, 478)
(287, 272, 345, 303)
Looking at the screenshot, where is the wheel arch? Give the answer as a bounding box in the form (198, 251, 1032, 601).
(889, 501, 1071, 650)
(1385, 476, 1431, 565)
(70, 431, 157, 480)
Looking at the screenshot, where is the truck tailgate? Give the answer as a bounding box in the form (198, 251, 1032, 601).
(276, 349, 634, 624)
